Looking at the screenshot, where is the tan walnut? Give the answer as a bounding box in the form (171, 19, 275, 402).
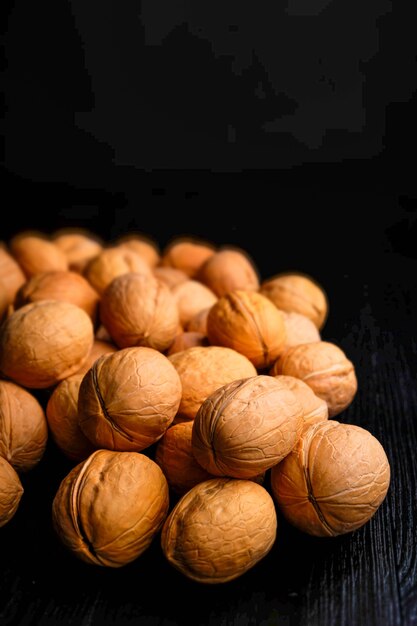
(198, 248, 260, 297)
(281, 311, 321, 350)
(192, 375, 303, 478)
(52, 229, 103, 273)
(0, 380, 48, 472)
(171, 280, 217, 328)
(0, 300, 94, 389)
(116, 234, 160, 268)
(185, 307, 210, 335)
(161, 238, 216, 278)
(83, 247, 152, 295)
(207, 290, 287, 369)
(153, 267, 189, 290)
(0, 456, 24, 528)
(52, 450, 169, 567)
(273, 341, 357, 417)
(272, 375, 328, 424)
(78, 347, 182, 451)
(9, 232, 68, 277)
(161, 478, 277, 583)
(270, 421, 390, 536)
(0, 243, 26, 304)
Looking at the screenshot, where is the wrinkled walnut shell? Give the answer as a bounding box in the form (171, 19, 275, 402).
(198, 248, 260, 297)
(84, 247, 152, 295)
(53, 229, 103, 273)
(270, 421, 390, 536)
(192, 375, 303, 478)
(52, 450, 169, 567)
(116, 234, 160, 268)
(281, 311, 321, 350)
(171, 280, 217, 327)
(0, 457, 23, 528)
(273, 375, 328, 424)
(9, 232, 68, 278)
(0, 244, 26, 304)
(161, 478, 277, 583)
(161, 238, 216, 278)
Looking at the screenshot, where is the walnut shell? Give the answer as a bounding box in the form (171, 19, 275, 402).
(281, 311, 321, 349)
(260, 273, 328, 330)
(52, 450, 169, 567)
(161, 478, 277, 583)
(171, 280, 217, 327)
(0, 456, 23, 528)
(116, 235, 160, 268)
(168, 346, 256, 421)
(14, 271, 100, 324)
(0, 380, 48, 472)
(0, 300, 94, 389)
(207, 290, 287, 369)
(84, 247, 152, 295)
(161, 238, 216, 278)
(78, 347, 182, 451)
(100, 273, 179, 351)
(9, 232, 68, 278)
(192, 375, 303, 478)
(52, 230, 103, 273)
(270, 421, 390, 536)
(198, 248, 260, 297)
(274, 341, 358, 417)
(185, 307, 210, 335)
(46, 375, 95, 462)
(74, 340, 117, 377)
(273, 375, 328, 424)
(0, 244, 26, 304)
(153, 267, 189, 290)
(166, 332, 208, 356)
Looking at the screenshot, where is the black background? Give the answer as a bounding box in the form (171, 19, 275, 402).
(1, 1, 417, 625)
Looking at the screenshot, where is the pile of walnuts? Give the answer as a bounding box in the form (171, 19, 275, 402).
(0, 230, 390, 584)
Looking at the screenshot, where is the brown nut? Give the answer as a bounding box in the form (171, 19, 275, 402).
(270, 421, 390, 536)
(116, 234, 160, 268)
(192, 375, 303, 478)
(9, 232, 68, 278)
(153, 267, 189, 290)
(198, 248, 260, 297)
(166, 332, 208, 356)
(78, 347, 182, 451)
(52, 229, 103, 273)
(84, 247, 152, 295)
(281, 311, 321, 350)
(100, 273, 179, 351)
(52, 449, 169, 567)
(185, 307, 210, 335)
(260, 273, 328, 330)
(46, 375, 95, 462)
(273, 341, 357, 417)
(14, 271, 100, 324)
(161, 478, 277, 584)
(0, 244, 26, 304)
(0, 300, 94, 389)
(168, 346, 256, 421)
(171, 280, 217, 327)
(0, 456, 24, 528)
(273, 375, 328, 424)
(207, 290, 287, 369)
(161, 238, 216, 278)
(74, 340, 117, 377)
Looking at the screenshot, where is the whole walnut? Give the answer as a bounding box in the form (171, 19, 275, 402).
(161, 238, 216, 278)
(270, 421, 390, 536)
(273, 375, 328, 424)
(0, 300, 94, 389)
(161, 478, 277, 583)
(0, 456, 23, 528)
(84, 247, 152, 295)
(273, 341, 357, 417)
(78, 347, 182, 451)
(207, 290, 287, 369)
(100, 273, 179, 351)
(14, 271, 100, 324)
(153, 267, 189, 290)
(0, 244, 26, 304)
(168, 346, 256, 421)
(46, 375, 95, 462)
(52, 450, 169, 567)
(171, 280, 217, 327)
(281, 311, 321, 350)
(185, 307, 210, 335)
(0, 380, 48, 472)
(192, 375, 303, 478)
(9, 232, 68, 278)
(198, 248, 260, 297)
(74, 340, 117, 377)
(260, 273, 328, 330)
(52, 229, 103, 273)
(116, 234, 160, 268)
(166, 332, 208, 356)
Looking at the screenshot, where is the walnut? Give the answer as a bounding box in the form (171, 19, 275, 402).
(100, 273, 179, 351)
(83, 247, 152, 295)
(273, 341, 357, 417)
(46, 375, 95, 462)
(52, 229, 103, 273)
(192, 375, 303, 478)
(185, 307, 210, 335)
(198, 248, 260, 297)
(171, 280, 217, 327)
(78, 347, 182, 451)
(272, 375, 328, 424)
(207, 290, 287, 369)
(0, 243, 26, 304)
(270, 421, 390, 536)
(166, 332, 208, 356)
(14, 271, 100, 324)
(161, 478, 277, 583)
(9, 231, 68, 278)
(74, 340, 117, 377)
(281, 311, 321, 350)
(260, 273, 328, 330)
(168, 346, 256, 421)
(153, 267, 189, 289)
(0, 380, 48, 472)
(0, 300, 94, 389)
(0, 456, 23, 528)
(116, 234, 160, 268)
(161, 238, 216, 277)
(52, 450, 169, 567)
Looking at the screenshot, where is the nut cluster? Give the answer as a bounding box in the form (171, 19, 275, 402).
(0, 229, 390, 583)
